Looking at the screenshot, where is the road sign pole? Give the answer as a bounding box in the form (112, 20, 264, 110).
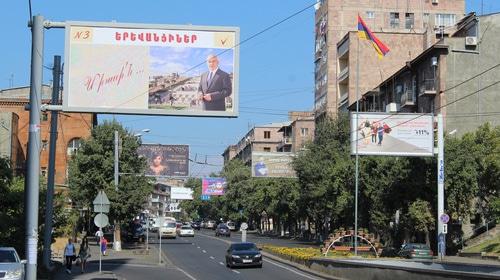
(99, 193, 102, 273)
(437, 114, 445, 259)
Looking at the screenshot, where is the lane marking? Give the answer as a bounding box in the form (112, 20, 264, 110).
(232, 269, 240, 274)
(197, 246, 200, 249)
(202, 250, 207, 253)
(210, 256, 215, 259)
(219, 262, 224, 266)
(264, 258, 319, 280)
(175, 267, 197, 280)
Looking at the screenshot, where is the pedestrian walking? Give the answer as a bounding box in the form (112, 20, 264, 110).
(78, 237, 91, 273)
(100, 237, 108, 256)
(95, 228, 103, 245)
(63, 238, 76, 274)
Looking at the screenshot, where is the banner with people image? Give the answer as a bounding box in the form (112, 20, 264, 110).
(201, 177, 226, 196)
(137, 144, 189, 176)
(251, 152, 296, 178)
(350, 113, 434, 156)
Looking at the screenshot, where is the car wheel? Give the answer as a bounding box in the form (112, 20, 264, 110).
(257, 264, 262, 268)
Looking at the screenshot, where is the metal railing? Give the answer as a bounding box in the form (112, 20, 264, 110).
(420, 79, 437, 95)
(400, 89, 416, 106)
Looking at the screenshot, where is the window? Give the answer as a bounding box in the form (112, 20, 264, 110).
(405, 13, 414, 29)
(42, 140, 48, 151)
(67, 138, 82, 156)
(264, 131, 271, 139)
(301, 128, 309, 137)
(41, 167, 47, 177)
(42, 113, 48, 121)
(435, 14, 456, 27)
(366, 11, 375, 19)
(390, 13, 400, 28)
(263, 147, 271, 152)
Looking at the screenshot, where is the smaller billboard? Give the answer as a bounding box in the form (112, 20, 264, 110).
(202, 177, 226, 196)
(137, 144, 189, 176)
(350, 113, 434, 156)
(170, 187, 193, 200)
(251, 152, 296, 178)
(200, 195, 211, 201)
(166, 202, 181, 213)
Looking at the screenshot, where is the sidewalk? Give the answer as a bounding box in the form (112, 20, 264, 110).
(51, 241, 165, 280)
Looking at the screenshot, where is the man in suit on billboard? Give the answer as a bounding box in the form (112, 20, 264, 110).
(198, 54, 232, 111)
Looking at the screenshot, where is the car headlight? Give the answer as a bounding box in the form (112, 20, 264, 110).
(231, 255, 241, 258)
(6, 269, 23, 278)
(254, 254, 261, 258)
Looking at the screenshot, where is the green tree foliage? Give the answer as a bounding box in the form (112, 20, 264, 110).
(407, 199, 435, 246)
(68, 120, 153, 228)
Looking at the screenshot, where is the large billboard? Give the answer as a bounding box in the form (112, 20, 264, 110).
(251, 152, 296, 178)
(137, 144, 189, 176)
(63, 21, 239, 117)
(350, 113, 434, 156)
(170, 187, 193, 200)
(201, 177, 226, 196)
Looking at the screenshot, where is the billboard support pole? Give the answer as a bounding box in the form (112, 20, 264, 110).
(437, 114, 445, 259)
(26, 15, 44, 280)
(353, 29, 360, 257)
(114, 130, 119, 191)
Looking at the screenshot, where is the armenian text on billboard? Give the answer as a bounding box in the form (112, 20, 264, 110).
(201, 177, 226, 196)
(137, 144, 189, 176)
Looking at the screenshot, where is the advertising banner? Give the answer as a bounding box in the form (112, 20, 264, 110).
(170, 187, 193, 200)
(350, 113, 434, 156)
(201, 177, 226, 196)
(63, 21, 239, 117)
(251, 152, 296, 178)
(137, 144, 189, 176)
(167, 202, 181, 213)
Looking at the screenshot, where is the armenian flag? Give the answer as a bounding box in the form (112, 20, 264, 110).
(357, 15, 390, 59)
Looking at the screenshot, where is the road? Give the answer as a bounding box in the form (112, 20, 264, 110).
(155, 229, 323, 280)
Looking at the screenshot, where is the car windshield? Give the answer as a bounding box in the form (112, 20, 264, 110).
(181, 226, 192, 229)
(227, 222, 235, 226)
(232, 244, 257, 251)
(165, 223, 176, 228)
(0, 251, 17, 263)
(218, 225, 228, 229)
(411, 244, 430, 250)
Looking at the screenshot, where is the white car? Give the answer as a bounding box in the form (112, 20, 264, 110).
(159, 222, 177, 239)
(206, 220, 216, 229)
(0, 247, 26, 280)
(177, 225, 195, 237)
(226, 221, 236, 231)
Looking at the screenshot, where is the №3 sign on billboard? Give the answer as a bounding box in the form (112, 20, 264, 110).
(63, 21, 240, 117)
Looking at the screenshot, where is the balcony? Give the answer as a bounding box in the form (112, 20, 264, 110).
(337, 67, 349, 83)
(277, 136, 292, 150)
(419, 79, 437, 97)
(400, 89, 416, 107)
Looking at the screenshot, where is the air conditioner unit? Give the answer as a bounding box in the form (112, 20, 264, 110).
(386, 103, 400, 113)
(432, 0, 438, 4)
(465, 36, 478, 46)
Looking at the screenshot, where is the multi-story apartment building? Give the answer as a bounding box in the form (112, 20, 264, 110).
(314, 0, 465, 120)
(277, 111, 315, 153)
(0, 85, 96, 187)
(358, 12, 500, 136)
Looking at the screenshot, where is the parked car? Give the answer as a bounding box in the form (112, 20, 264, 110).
(225, 242, 262, 268)
(399, 243, 433, 259)
(191, 221, 201, 230)
(206, 220, 216, 229)
(215, 224, 231, 237)
(159, 222, 177, 239)
(0, 247, 26, 280)
(177, 225, 195, 237)
(127, 223, 146, 242)
(226, 221, 236, 231)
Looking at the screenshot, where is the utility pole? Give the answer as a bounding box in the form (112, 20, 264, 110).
(26, 14, 44, 280)
(437, 114, 446, 259)
(42, 55, 61, 271)
(114, 130, 119, 191)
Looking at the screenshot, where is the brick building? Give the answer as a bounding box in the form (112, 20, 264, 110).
(314, 0, 465, 119)
(0, 85, 96, 188)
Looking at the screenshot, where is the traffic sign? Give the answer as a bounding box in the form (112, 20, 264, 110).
(443, 224, 448, 234)
(200, 195, 211, 201)
(240, 222, 248, 230)
(440, 213, 450, 224)
(94, 213, 109, 228)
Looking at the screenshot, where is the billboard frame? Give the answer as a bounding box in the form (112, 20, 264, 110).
(350, 112, 434, 157)
(63, 20, 240, 118)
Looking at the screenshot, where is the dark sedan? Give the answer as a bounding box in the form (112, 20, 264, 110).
(225, 242, 262, 268)
(215, 224, 231, 237)
(399, 243, 433, 259)
(191, 221, 201, 230)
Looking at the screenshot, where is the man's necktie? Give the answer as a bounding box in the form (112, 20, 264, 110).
(207, 71, 213, 86)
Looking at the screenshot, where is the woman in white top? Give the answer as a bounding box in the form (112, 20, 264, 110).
(64, 238, 76, 274)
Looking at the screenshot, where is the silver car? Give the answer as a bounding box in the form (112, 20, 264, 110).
(0, 247, 25, 280)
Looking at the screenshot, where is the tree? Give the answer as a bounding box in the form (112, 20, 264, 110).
(68, 120, 153, 246)
(407, 199, 435, 246)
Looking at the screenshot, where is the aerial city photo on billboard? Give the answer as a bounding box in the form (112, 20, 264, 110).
(350, 113, 434, 157)
(201, 177, 227, 196)
(251, 152, 296, 178)
(63, 21, 240, 117)
(137, 144, 189, 177)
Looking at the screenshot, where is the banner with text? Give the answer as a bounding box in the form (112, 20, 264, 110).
(170, 187, 193, 200)
(137, 144, 189, 176)
(251, 152, 296, 178)
(201, 177, 226, 196)
(63, 21, 240, 117)
(350, 113, 434, 157)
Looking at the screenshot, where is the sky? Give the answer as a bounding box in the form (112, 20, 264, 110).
(1, 0, 498, 177)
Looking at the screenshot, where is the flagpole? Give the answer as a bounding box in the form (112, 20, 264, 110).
(354, 19, 360, 257)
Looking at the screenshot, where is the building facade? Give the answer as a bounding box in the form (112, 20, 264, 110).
(278, 111, 315, 153)
(314, 0, 465, 119)
(0, 85, 96, 187)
